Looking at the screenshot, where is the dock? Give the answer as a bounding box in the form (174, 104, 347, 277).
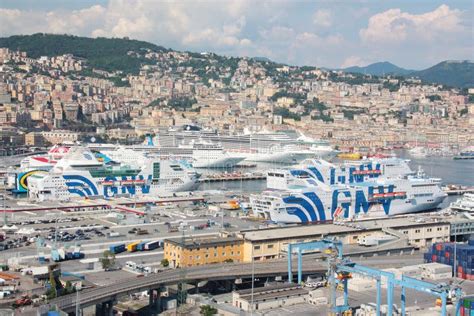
(442, 186, 474, 195)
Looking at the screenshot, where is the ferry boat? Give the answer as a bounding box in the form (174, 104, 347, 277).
(8, 145, 72, 193)
(453, 147, 474, 160)
(27, 147, 200, 202)
(285, 157, 414, 185)
(250, 162, 446, 223)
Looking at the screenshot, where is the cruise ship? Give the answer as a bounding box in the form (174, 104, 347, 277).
(188, 142, 245, 168)
(98, 142, 244, 169)
(230, 143, 336, 164)
(27, 147, 200, 202)
(157, 125, 335, 158)
(250, 161, 446, 223)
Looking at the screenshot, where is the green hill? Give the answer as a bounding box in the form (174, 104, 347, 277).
(0, 33, 169, 74)
(343, 61, 414, 76)
(410, 60, 474, 88)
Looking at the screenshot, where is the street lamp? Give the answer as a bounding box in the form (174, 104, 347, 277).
(250, 242, 255, 316)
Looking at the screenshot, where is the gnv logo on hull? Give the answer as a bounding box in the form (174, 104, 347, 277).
(283, 185, 395, 223)
(103, 175, 153, 197)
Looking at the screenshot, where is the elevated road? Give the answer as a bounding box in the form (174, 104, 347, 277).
(50, 259, 326, 312)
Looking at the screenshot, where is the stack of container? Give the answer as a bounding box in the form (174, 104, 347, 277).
(423, 239, 474, 280)
(460, 297, 474, 316)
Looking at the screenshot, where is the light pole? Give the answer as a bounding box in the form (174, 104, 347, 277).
(250, 243, 255, 316)
(453, 229, 457, 278)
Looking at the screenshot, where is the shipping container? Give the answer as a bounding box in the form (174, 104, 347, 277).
(126, 241, 141, 252)
(136, 242, 147, 251)
(109, 244, 126, 254)
(144, 240, 161, 251)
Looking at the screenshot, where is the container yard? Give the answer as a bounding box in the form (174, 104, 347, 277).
(424, 239, 474, 280)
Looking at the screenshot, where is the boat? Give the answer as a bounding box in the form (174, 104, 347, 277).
(250, 162, 446, 223)
(26, 146, 200, 202)
(280, 157, 414, 185)
(453, 147, 474, 160)
(450, 194, 474, 212)
(157, 126, 335, 159)
(190, 142, 245, 168)
(8, 145, 71, 193)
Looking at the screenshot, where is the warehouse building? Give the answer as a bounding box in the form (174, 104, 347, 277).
(163, 236, 243, 268)
(236, 216, 451, 262)
(232, 283, 309, 312)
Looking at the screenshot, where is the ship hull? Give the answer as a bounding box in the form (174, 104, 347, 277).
(193, 157, 245, 168)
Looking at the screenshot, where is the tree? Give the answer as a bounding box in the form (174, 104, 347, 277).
(100, 250, 116, 271)
(200, 305, 217, 316)
(161, 258, 169, 267)
(47, 270, 58, 299)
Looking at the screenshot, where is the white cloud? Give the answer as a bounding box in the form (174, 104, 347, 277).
(313, 9, 332, 27)
(360, 4, 464, 43)
(259, 26, 295, 42)
(0, 1, 470, 69)
(294, 32, 343, 46)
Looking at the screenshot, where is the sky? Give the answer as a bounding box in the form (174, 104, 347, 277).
(0, 0, 473, 70)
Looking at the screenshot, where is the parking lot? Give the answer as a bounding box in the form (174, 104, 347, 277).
(0, 197, 261, 276)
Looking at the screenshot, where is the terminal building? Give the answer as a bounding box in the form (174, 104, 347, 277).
(163, 236, 243, 267)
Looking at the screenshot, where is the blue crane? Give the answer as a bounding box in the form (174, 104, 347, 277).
(287, 239, 464, 316)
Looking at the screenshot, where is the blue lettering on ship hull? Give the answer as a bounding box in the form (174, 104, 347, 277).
(103, 175, 153, 197)
(281, 184, 397, 223)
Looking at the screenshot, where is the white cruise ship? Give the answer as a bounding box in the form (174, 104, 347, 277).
(157, 125, 334, 156)
(189, 142, 245, 168)
(250, 161, 446, 223)
(27, 147, 200, 202)
(230, 144, 336, 164)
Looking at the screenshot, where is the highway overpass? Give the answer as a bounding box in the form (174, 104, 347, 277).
(50, 258, 326, 313)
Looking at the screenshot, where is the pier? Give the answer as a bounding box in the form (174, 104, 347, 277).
(442, 186, 474, 195)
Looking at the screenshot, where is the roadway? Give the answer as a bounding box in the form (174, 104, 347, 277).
(50, 258, 327, 312)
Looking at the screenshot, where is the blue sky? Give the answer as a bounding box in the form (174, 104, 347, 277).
(1, 0, 472, 69)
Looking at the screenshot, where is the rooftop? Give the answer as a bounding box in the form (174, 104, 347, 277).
(235, 283, 308, 303)
(165, 236, 243, 249)
(239, 214, 451, 242)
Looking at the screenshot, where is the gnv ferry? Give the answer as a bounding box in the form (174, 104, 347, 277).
(27, 147, 200, 202)
(251, 164, 446, 223)
(288, 157, 413, 185)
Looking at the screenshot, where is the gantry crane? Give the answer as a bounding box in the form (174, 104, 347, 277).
(287, 239, 464, 316)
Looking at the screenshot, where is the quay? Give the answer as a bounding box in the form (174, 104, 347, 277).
(443, 186, 474, 195)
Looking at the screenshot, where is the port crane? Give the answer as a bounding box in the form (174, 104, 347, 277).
(287, 238, 464, 316)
